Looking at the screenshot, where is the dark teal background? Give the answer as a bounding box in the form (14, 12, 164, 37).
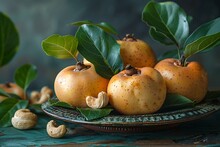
(0, 0, 220, 90)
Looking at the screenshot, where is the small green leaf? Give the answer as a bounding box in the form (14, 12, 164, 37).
(41, 34, 78, 59)
(0, 98, 28, 127)
(184, 17, 220, 58)
(142, 1, 189, 47)
(77, 107, 113, 121)
(14, 64, 37, 92)
(75, 24, 123, 79)
(71, 20, 118, 35)
(159, 93, 194, 112)
(49, 99, 73, 109)
(0, 12, 19, 67)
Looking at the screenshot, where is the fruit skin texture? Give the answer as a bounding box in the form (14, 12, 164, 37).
(107, 67, 166, 115)
(0, 83, 25, 101)
(154, 58, 208, 103)
(54, 65, 109, 107)
(117, 39, 157, 68)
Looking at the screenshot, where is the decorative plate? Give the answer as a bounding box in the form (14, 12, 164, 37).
(42, 101, 220, 133)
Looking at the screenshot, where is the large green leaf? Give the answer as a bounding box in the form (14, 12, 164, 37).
(0, 12, 19, 67)
(41, 34, 78, 59)
(158, 49, 179, 61)
(14, 64, 37, 92)
(77, 107, 113, 121)
(159, 93, 194, 112)
(184, 17, 220, 58)
(142, 1, 189, 47)
(71, 20, 118, 35)
(0, 98, 28, 127)
(149, 28, 174, 45)
(75, 24, 123, 79)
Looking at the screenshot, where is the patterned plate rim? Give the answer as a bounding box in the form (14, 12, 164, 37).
(42, 101, 220, 126)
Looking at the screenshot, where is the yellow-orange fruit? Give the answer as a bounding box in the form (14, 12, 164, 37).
(154, 58, 208, 103)
(54, 65, 109, 107)
(117, 36, 157, 68)
(107, 66, 166, 115)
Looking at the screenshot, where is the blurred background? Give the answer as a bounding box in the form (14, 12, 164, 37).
(0, 0, 219, 91)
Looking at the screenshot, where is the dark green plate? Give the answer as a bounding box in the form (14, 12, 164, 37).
(42, 101, 220, 133)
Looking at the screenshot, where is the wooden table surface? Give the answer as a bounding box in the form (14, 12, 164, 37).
(1, 110, 220, 146)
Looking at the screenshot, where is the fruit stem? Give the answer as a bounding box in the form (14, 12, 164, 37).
(75, 61, 90, 71)
(125, 65, 140, 76)
(180, 55, 186, 66)
(122, 34, 137, 42)
(5, 82, 11, 88)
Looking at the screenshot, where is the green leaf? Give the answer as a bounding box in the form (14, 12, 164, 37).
(41, 34, 78, 59)
(14, 64, 37, 92)
(77, 107, 113, 121)
(0, 88, 11, 97)
(71, 20, 118, 35)
(158, 49, 179, 61)
(184, 17, 220, 58)
(0, 12, 19, 67)
(49, 99, 73, 109)
(149, 28, 174, 45)
(159, 93, 194, 112)
(71, 20, 92, 26)
(0, 98, 28, 127)
(28, 104, 43, 114)
(142, 1, 189, 47)
(75, 24, 123, 79)
(0, 88, 22, 100)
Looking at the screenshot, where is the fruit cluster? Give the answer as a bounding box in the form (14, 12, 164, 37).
(41, 1, 219, 116)
(54, 34, 207, 115)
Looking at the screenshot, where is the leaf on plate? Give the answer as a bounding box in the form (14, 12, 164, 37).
(0, 12, 19, 67)
(14, 64, 37, 92)
(142, 1, 189, 47)
(159, 93, 194, 112)
(0, 98, 28, 127)
(183, 17, 220, 58)
(48, 99, 73, 109)
(71, 20, 118, 35)
(75, 24, 123, 79)
(77, 107, 113, 121)
(41, 34, 78, 59)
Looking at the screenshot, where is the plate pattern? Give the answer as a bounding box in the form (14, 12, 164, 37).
(42, 101, 220, 128)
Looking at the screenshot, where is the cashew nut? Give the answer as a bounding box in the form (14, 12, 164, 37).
(11, 109, 38, 129)
(30, 86, 53, 104)
(30, 93, 50, 104)
(40, 86, 53, 97)
(47, 120, 67, 138)
(86, 91, 109, 109)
